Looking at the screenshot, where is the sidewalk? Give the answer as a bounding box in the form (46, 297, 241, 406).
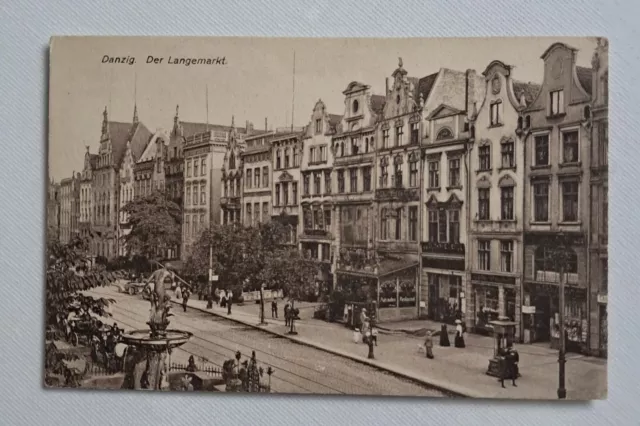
(172, 295, 607, 400)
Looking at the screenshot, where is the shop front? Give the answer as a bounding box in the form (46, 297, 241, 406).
(598, 294, 608, 358)
(426, 273, 465, 325)
(421, 242, 466, 325)
(335, 253, 419, 322)
(469, 273, 519, 338)
(522, 282, 588, 353)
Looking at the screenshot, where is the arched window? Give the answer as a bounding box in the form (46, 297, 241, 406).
(436, 127, 453, 141)
(229, 152, 236, 170)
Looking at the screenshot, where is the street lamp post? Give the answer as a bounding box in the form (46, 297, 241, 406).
(550, 232, 570, 400)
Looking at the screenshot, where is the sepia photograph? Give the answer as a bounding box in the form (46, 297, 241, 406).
(46, 36, 608, 400)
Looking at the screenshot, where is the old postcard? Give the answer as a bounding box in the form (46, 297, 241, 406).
(46, 36, 608, 400)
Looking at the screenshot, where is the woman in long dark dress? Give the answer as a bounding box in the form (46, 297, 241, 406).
(439, 324, 450, 347)
(454, 320, 466, 348)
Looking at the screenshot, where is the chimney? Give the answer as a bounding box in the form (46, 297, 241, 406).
(465, 69, 477, 115)
(385, 77, 389, 95)
(265, 117, 268, 131)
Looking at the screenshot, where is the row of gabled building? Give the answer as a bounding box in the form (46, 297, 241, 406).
(49, 39, 608, 357)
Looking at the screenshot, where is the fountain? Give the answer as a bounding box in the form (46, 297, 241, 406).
(120, 268, 193, 390)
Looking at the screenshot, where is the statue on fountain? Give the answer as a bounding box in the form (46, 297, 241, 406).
(121, 268, 191, 391)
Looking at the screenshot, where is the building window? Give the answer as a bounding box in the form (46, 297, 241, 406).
(601, 258, 608, 292)
(339, 142, 345, 157)
(292, 182, 297, 205)
(479, 146, 491, 170)
(186, 186, 191, 206)
(395, 207, 403, 240)
(349, 168, 358, 193)
(320, 145, 327, 162)
(262, 202, 269, 221)
(449, 158, 460, 187)
(194, 159, 199, 176)
(262, 167, 268, 187)
(246, 203, 252, 225)
(293, 147, 300, 167)
(478, 240, 491, 271)
(411, 123, 419, 144)
(428, 161, 439, 188)
(281, 182, 289, 206)
(315, 119, 322, 134)
(380, 163, 388, 188)
(186, 160, 192, 177)
(193, 215, 199, 236)
(393, 162, 403, 188)
(314, 172, 321, 195)
(380, 208, 388, 240)
(438, 209, 447, 243)
(254, 168, 260, 187)
(562, 130, 579, 163)
(351, 137, 359, 155)
(478, 188, 490, 220)
(185, 215, 190, 237)
(276, 149, 281, 169)
(363, 167, 372, 192)
(254, 202, 260, 224)
(501, 140, 514, 168)
(383, 129, 390, 148)
(324, 171, 331, 194)
(200, 183, 206, 205)
(310, 147, 316, 163)
(246, 170, 252, 188)
(408, 206, 418, 241)
(562, 181, 579, 222)
(303, 173, 310, 195)
(449, 210, 460, 243)
(602, 186, 608, 241)
(337, 170, 345, 193)
(409, 158, 418, 187)
(501, 186, 514, 220)
(490, 100, 502, 126)
(395, 125, 404, 146)
(275, 183, 281, 206)
(284, 148, 290, 168)
(201, 158, 206, 176)
(550, 89, 564, 115)
(534, 135, 549, 166)
(500, 241, 514, 273)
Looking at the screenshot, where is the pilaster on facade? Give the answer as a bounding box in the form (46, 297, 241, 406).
(520, 42, 593, 352)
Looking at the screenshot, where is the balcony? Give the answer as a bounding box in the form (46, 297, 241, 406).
(421, 241, 465, 255)
(334, 152, 374, 167)
(220, 196, 241, 207)
(301, 228, 333, 240)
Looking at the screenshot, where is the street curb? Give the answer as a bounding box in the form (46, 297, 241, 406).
(170, 299, 479, 398)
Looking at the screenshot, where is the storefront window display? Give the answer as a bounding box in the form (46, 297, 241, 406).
(428, 274, 463, 324)
(475, 286, 499, 329)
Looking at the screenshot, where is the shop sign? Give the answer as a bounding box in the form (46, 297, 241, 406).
(597, 294, 608, 304)
(398, 280, 416, 307)
(422, 257, 465, 271)
(522, 305, 536, 314)
(471, 273, 516, 286)
(379, 280, 397, 308)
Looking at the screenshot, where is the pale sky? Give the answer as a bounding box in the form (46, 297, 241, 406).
(49, 36, 596, 181)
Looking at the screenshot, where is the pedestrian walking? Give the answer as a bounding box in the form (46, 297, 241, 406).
(220, 290, 227, 308)
(439, 324, 451, 347)
(454, 319, 466, 348)
(214, 288, 219, 305)
(502, 345, 519, 387)
(227, 289, 233, 315)
(271, 299, 278, 319)
(424, 331, 434, 359)
(284, 300, 291, 326)
(182, 287, 190, 312)
(175, 285, 182, 301)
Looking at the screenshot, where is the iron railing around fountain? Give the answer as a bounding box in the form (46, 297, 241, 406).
(169, 363, 223, 377)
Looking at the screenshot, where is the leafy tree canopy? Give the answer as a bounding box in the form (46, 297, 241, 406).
(122, 190, 182, 260)
(185, 221, 318, 299)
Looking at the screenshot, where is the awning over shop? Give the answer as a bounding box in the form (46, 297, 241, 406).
(337, 254, 419, 279)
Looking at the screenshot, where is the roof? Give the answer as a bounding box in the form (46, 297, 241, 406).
(106, 121, 152, 167)
(370, 95, 386, 115)
(512, 80, 542, 105)
(576, 66, 593, 95)
(415, 72, 439, 104)
(137, 136, 159, 163)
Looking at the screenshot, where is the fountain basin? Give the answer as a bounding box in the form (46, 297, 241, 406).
(120, 329, 193, 350)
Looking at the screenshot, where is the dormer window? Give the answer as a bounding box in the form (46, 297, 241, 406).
(352, 100, 359, 114)
(315, 119, 322, 134)
(550, 90, 564, 116)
